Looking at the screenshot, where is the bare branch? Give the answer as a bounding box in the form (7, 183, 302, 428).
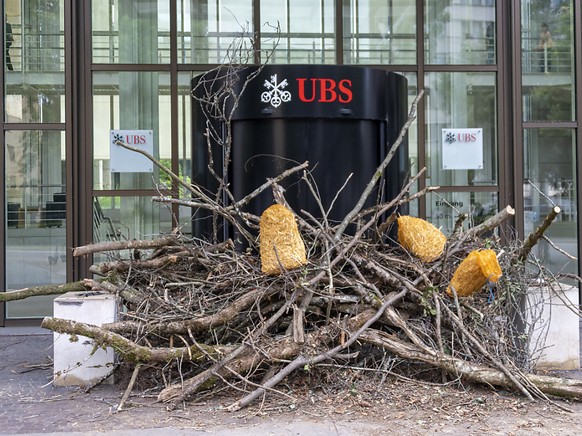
(334, 90, 424, 240)
(518, 206, 561, 262)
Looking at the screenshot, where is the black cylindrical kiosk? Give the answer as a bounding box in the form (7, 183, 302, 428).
(191, 65, 408, 240)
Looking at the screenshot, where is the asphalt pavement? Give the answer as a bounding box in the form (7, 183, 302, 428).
(1, 322, 581, 436)
(0, 327, 384, 436)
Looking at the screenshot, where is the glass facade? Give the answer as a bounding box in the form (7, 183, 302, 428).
(344, 0, 416, 65)
(1, 0, 581, 322)
(262, 0, 335, 64)
(92, 195, 174, 265)
(5, 130, 66, 317)
(4, 0, 65, 123)
(521, 0, 575, 122)
(3, 0, 67, 319)
(425, 72, 497, 187)
(425, 0, 496, 65)
(523, 128, 577, 276)
(520, 0, 577, 281)
(92, 71, 172, 190)
(427, 191, 499, 234)
(93, 0, 172, 64)
(178, 0, 253, 64)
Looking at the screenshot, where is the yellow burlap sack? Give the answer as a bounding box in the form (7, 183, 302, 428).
(259, 204, 307, 275)
(397, 216, 447, 262)
(446, 249, 502, 297)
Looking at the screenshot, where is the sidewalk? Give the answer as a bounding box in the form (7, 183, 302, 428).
(0, 328, 384, 435)
(2, 326, 582, 436)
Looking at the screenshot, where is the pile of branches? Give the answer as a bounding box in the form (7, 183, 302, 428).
(3, 49, 581, 408)
(40, 202, 582, 411)
(32, 91, 582, 411)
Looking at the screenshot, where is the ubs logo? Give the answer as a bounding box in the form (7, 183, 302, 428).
(261, 74, 292, 108)
(444, 131, 478, 144)
(112, 132, 148, 145)
(261, 75, 354, 108)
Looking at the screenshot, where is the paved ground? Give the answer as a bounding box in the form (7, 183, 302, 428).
(0, 329, 392, 435)
(2, 327, 582, 436)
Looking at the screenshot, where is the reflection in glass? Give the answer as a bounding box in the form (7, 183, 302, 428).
(4, 0, 65, 123)
(178, 0, 253, 64)
(93, 72, 171, 190)
(5, 130, 66, 318)
(261, 0, 335, 64)
(523, 129, 577, 276)
(424, 0, 496, 65)
(521, 1, 574, 121)
(400, 72, 419, 216)
(425, 72, 497, 187)
(343, 0, 416, 64)
(178, 72, 193, 187)
(92, 196, 174, 264)
(403, 73, 418, 177)
(92, 0, 171, 64)
(426, 191, 498, 235)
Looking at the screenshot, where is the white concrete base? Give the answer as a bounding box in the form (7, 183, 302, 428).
(53, 291, 118, 386)
(527, 284, 580, 370)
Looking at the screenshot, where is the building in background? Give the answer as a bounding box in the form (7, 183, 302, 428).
(1, 0, 580, 325)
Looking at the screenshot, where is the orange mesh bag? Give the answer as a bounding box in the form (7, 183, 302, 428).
(446, 249, 502, 297)
(259, 204, 307, 275)
(397, 216, 447, 262)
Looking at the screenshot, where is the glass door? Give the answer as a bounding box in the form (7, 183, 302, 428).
(5, 131, 67, 318)
(520, 0, 578, 278)
(3, 0, 66, 320)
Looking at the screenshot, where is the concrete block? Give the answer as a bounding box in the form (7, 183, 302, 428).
(528, 284, 580, 370)
(53, 291, 117, 386)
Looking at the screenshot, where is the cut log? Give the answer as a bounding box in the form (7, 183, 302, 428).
(517, 205, 561, 262)
(461, 205, 515, 240)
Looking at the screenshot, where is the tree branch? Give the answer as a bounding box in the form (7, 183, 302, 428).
(518, 206, 561, 263)
(334, 90, 424, 240)
(0, 281, 86, 302)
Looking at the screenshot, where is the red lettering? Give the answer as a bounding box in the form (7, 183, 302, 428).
(296, 78, 317, 102)
(338, 79, 353, 103)
(124, 134, 148, 145)
(457, 133, 476, 142)
(296, 77, 353, 103)
(319, 78, 337, 102)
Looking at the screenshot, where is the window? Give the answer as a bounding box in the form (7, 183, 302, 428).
(261, 0, 335, 64)
(344, 0, 416, 64)
(93, 0, 171, 64)
(425, 72, 497, 188)
(178, 0, 253, 64)
(424, 0, 496, 65)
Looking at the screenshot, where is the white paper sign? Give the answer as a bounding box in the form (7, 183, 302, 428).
(110, 130, 154, 173)
(441, 128, 483, 170)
